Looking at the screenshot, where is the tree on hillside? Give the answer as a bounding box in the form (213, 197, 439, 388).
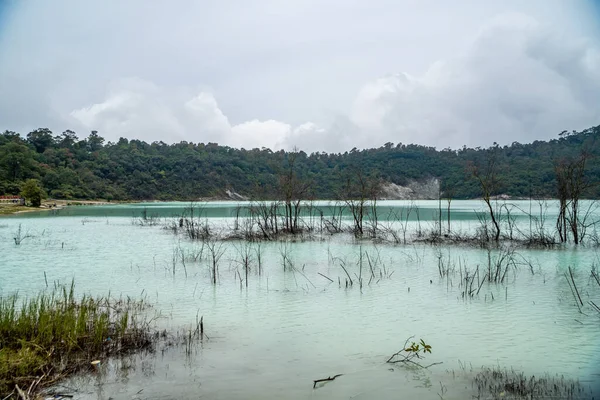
(56, 130, 79, 149)
(0, 142, 38, 182)
(21, 179, 45, 207)
(27, 128, 55, 153)
(0, 130, 22, 145)
(86, 131, 105, 152)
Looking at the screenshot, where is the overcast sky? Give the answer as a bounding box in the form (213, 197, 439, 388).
(0, 0, 599, 152)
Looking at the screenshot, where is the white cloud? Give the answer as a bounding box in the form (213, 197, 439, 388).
(184, 93, 231, 137)
(347, 13, 600, 149)
(69, 79, 188, 143)
(231, 120, 290, 150)
(69, 78, 325, 150)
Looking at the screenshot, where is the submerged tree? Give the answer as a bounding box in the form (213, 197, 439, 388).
(468, 144, 502, 242)
(279, 148, 311, 234)
(554, 152, 596, 244)
(341, 165, 381, 237)
(441, 178, 456, 234)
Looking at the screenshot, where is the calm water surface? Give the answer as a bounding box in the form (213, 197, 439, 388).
(1, 201, 599, 399)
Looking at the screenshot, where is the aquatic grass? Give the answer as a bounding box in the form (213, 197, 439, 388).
(485, 246, 517, 284)
(473, 367, 592, 399)
(0, 282, 154, 397)
(329, 246, 393, 289)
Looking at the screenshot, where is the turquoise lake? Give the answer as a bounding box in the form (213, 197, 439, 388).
(1, 200, 599, 399)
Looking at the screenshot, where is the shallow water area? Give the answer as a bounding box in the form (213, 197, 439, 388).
(1, 200, 599, 399)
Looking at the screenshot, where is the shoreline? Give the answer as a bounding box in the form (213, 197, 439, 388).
(0, 196, 582, 217)
(0, 199, 117, 216)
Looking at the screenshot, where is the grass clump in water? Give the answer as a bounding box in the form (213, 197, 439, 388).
(0, 281, 154, 397)
(473, 367, 594, 399)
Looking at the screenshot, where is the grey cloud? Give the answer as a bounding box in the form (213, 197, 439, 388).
(0, 1, 598, 152)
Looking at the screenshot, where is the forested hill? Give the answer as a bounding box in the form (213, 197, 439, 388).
(1, 126, 599, 201)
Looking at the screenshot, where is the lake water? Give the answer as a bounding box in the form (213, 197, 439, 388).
(1, 200, 599, 399)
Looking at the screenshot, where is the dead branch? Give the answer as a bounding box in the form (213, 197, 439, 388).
(386, 336, 413, 363)
(318, 272, 334, 283)
(567, 266, 584, 306)
(313, 374, 343, 388)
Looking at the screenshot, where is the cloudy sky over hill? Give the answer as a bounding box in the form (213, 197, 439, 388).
(0, 0, 599, 152)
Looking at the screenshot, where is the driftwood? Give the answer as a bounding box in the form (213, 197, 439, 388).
(313, 374, 343, 388)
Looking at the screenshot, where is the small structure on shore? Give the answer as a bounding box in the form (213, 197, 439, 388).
(0, 195, 25, 205)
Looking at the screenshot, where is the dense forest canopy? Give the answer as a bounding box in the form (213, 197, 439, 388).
(0, 126, 599, 201)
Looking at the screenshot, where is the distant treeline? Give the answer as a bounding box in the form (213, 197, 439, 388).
(0, 125, 599, 201)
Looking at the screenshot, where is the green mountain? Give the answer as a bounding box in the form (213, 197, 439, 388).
(1, 126, 599, 201)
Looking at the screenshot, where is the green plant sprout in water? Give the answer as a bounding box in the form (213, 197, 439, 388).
(405, 338, 432, 355)
(386, 337, 441, 369)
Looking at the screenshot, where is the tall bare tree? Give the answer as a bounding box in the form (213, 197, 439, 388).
(468, 144, 502, 242)
(554, 151, 595, 244)
(341, 165, 381, 237)
(279, 148, 312, 234)
(441, 178, 456, 234)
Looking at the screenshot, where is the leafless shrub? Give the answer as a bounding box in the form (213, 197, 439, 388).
(206, 239, 226, 285)
(13, 224, 33, 245)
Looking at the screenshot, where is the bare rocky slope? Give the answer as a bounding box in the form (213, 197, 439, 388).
(379, 178, 440, 200)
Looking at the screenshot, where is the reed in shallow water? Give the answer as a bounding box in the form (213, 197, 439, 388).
(0, 281, 154, 397)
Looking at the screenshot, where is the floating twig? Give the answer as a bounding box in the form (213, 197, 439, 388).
(313, 374, 343, 388)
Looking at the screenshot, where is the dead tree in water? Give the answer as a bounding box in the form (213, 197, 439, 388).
(206, 238, 226, 285)
(341, 166, 381, 237)
(279, 148, 312, 234)
(250, 200, 279, 239)
(234, 241, 254, 288)
(441, 179, 456, 235)
(468, 144, 502, 242)
(554, 152, 595, 244)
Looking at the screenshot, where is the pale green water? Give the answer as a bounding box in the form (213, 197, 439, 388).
(1, 200, 599, 399)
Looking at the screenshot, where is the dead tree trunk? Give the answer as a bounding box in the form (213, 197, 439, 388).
(468, 144, 502, 242)
(554, 152, 593, 245)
